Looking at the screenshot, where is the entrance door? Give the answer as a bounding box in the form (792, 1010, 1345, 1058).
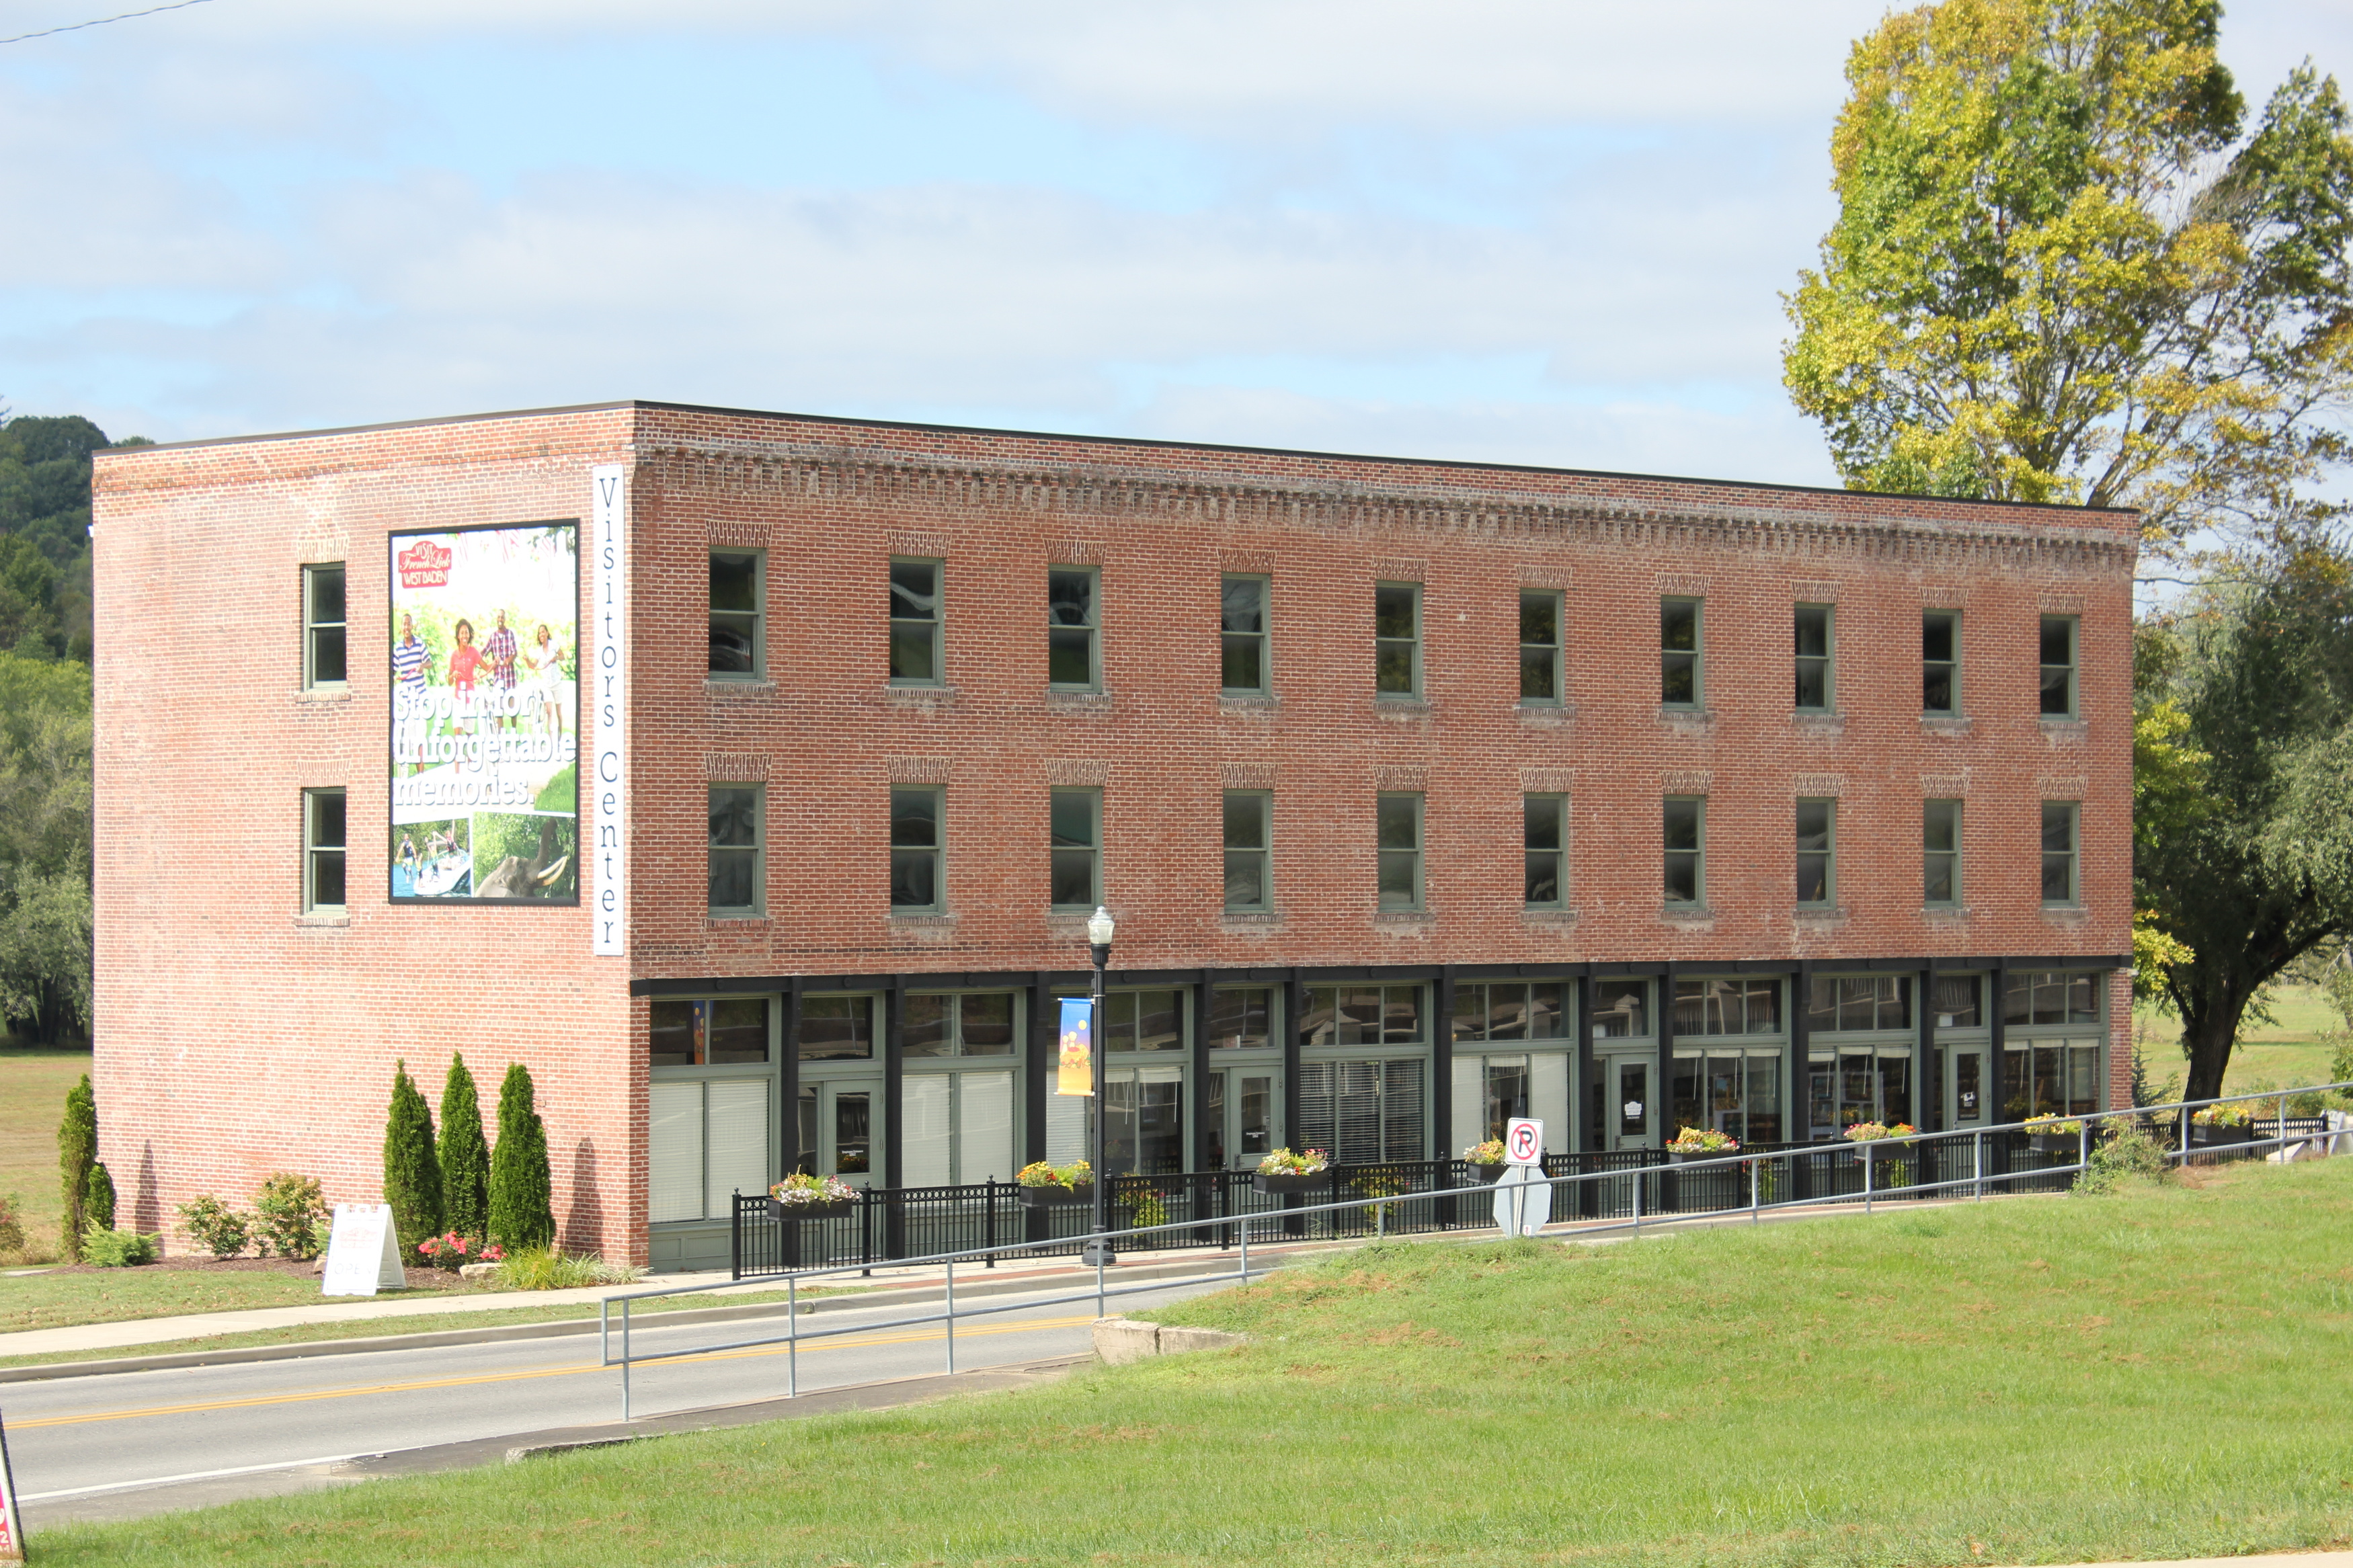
(1105, 1064, 1185, 1175)
(797, 1081, 882, 1189)
(1207, 1069, 1276, 1169)
(1946, 1047, 1987, 1128)
(1611, 1059, 1653, 1151)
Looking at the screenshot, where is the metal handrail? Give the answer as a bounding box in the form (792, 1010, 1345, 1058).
(599, 1078, 2351, 1418)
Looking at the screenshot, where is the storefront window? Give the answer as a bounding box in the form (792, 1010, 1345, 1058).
(1209, 987, 1272, 1049)
(2002, 1043, 2101, 1120)
(904, 992, 1016, 1057)
(1671, 978, 1780, 1036)
(1591, 981, 1649, 1038)
(1806, 976, 1910, 1032)
(1671, 1053, 1784, 1145)
(1451, 982, 1566, 1043)
(1929, 975, 1981, 1028)
(1299, 1059, 1424, 1162)
(2003, 971, 2100, 1026)
(799, 995, 874, 1060)
(1300, 985, 1423, 1045)
(649, 997, 770, 1066)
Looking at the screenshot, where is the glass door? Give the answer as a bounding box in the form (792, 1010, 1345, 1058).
(1105, 1064, 1185, 1175)
(1207, 1069, 1276, 1169)
(1946, 1047, 1985, 1127)
(797, 1081, 881, 1189)
(1611, 1058, 1652, 1151)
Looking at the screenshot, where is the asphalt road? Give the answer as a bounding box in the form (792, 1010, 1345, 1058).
(3, 1272, 1232, 1514)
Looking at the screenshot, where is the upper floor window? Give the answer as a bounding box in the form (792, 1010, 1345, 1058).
(1377, 792, 1423, 911)
(1671, 977, 1782, 1036)
(303, 564, 346, 688)
(906, 992, 1017, 1057)
(1375, 583, 1421, 696)
(2039, 615, 2077, 716)
(708, 786, 762, 915)
(2041, 801, 2079, 905)
(1924, 798, 1962, 905)
(1796, 798, 1835, 906)
(1523, 794, 1566, 907)
(890, 787, 942, 910)
(1661, 597, 1702, 707)
(709, 550, 763, 677)
(1049, 788, 1100, 910)
(1806, 975, 1911, 1032)
(303, 788, 346, 913)
(1923, 611, 1960, 714)
(1519, 590, 1561, 704)
(889, 560, 941, 685)
(1048, 568, 1099, 690)
(1794, 604, 1832, 711)
(1223, 790, 1271, 910)
(1301, 983, 1423, 1045)
(1221, 575, 1269, 694)
(1663, 796, 1704, 905)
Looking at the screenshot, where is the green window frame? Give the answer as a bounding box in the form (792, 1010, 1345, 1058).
(1519, 589, 1562, 704)
(890, 786, 943, 911)
(904, 991, 1019, 1058)
(1208, 985, 1273, 1049)
(303, 563, 346, 689)
(1048, 567, 1100, 690)
(1924, 798, 1962, 906)
(708, 784, 763, 915)
(799, 994, 875, 1061)
(2041, 801, 2079, 905)
(710, 549, 764, 678)
(1300, 984, 1425, 1046)
(649, 997, 774, 1067)
(1663, 795, 1704, 906)
(1375, 582, 1421, 696)
(1805, 976, 1910, 1033)
(1796, 798, 1835, 907)
(1451, 981, 1569, 1042)
(889, 559, 943, 686)
(1794, 604, 1832, 712)
(1523, 793, 1566, 908)
(1923, 610, 1960, 715)
(303, 787, 346, 913)
(1377, 791, 1423, 911)
(1661, 597, 1702, 708)
(1049, 788, 1101, 911)
(2039, 615, 2078, 717)
(1221, 575, 1269, 694)
(1223, 790, 1271, 910)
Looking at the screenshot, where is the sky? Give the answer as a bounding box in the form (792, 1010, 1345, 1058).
(3, 0, 2351, 487)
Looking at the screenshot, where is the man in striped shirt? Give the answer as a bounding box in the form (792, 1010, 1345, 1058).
(483, 610, 520, 731)
(393, 612, 433, 772)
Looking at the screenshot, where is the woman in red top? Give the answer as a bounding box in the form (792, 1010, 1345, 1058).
(446, 619, 482, 732)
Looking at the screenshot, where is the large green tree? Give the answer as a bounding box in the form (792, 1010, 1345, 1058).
(2136, 537, 2353, 1098)
(0, 652, 92, 1042)
(1783, 0, 2353, 550)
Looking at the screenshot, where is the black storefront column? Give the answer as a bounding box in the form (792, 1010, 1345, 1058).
(1191, 975, 1216, 1224)
(1788, 962, 1811, 1202)
(1433, 966, 1456, 1165)
(884, 977, 906, 1259)
(1573, 973, 1595, 1156)
(1988, 960, 2009, 1182)
(781, 980, 803, 1269)
(1025, 974, 1054, 1243)
(1913, 968, 1935, 1135)
(1283, 973, 1307, 1237)
(1657, 964, 1677, 1212)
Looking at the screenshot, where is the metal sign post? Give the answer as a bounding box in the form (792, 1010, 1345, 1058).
(0, 1405, 26, 1563)
(1494, 1118, 1550, 1235)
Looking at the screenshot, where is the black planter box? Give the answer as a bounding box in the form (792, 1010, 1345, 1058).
(1253, 1171, 1328, 1194)
(2190, 1123, 2254, 1147)
(1668, 1149, 1732, 1165)
(1018, 1184, 1093, 1207)
(1460, 1164, 1505, 1185)
(768, 1197, 854, 1221)
(2028, 1133, 2077, 1155)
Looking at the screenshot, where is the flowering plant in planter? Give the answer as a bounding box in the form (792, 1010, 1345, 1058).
(2022, 1115, 2085, 1138)
(2191, 1104, 2253, 1127)
(1257, 1148, 1329, 1175)
(1462, 1139, 1507, 1167)
(768, 1172, 858, 1207)
(1665, 1127, 1740, 1155)
(1016, 1160, 1092, 1190)
(417, 1232, 505, 1269)
(1842, 1121, 1916, 1143)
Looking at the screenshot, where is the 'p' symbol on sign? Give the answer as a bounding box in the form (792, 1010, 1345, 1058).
(1505, 1117, 1543, 1166)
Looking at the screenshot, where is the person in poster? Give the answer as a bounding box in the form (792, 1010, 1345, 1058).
(389, 524, 579, 902)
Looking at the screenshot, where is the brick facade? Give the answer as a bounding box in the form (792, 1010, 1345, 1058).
(93, 401, 2135, 1266)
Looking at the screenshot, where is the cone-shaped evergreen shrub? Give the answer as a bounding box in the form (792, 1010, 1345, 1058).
(439, 1053, 490, 1241)
(57, 1074, 95, 1261)
(487, 1063, 553, 1251)
(84, 1161, 116, 1235)
(383, 1060, 443, 1262)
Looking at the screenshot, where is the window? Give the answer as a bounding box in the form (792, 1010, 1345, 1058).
(1101, 990, 1184, 1051)
(1671, 1053, 1784, 1145)
(1301, 985, 1423, 1045)
(1805, 976, 1911, 1032)
(708, 786, 763, 915)
(649, 997, 772, 1066)
(2039, 615, 2077, 716)
(890, 787, 942, 909)
(1661, 597, 1702, 706)
(303, 564, 346, 688)
(1209, 986, 1273, 1049)
(2000, 1042, 2102, 1121)
(1519, 590, 1561, 704)
(1794, 604, 1832, 711)
(902, 1060, 1018, 1185)
(649, 1079, 769, 1223)
(1222, 575, 1269, 694)
(1592, 981, 1649, 1038)
(905, 992, 1017, 1057)
(1671, 979, 1782, 1036)
(799, 995, 875, 1060)
(709, 550, 763, 677)
(1795, 798, 1835, 906)
(1375, 582, 1420, 696)
(1929, 975, 1981, 1028)
(1049, 788, 1100, 909)
(2003, 971, 2099, 1026)
(1299, 1059, 1424, 1163)
(1451, 982, 1567, 1042)
(2042, 801, 2079, 904)
(1923, 611, 1959, 714)
(1924, 798, 1962, 905)
(1223, 790, 1271, 910)
(304, 788, 346, 912)
(1663, 796, 1704, 905)
(888, 560, 941, 685)
(1048, 567, 1099, 690)
(1523, 794, 1566, 907)
(1377, 792, 1422, 911)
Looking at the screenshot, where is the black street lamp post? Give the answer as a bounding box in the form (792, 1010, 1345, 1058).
(1086, 904, 1115, 1266)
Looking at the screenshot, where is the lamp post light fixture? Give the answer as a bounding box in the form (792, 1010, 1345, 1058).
(1085, 905, 1115, 1266)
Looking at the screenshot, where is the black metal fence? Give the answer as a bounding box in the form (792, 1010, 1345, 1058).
(729, 1129, 2176, 1280)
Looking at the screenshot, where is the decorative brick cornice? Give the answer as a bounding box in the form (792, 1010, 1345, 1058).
(1792, 773, 1844, 796)
(1222, 763, 1277, 789)
(709, 520, 770, 549)
(1791, 579, 1842, 601)
(1519, 768, 1574, 794)
(1373, 765, 1428, 792)
(1045, 758, 1109, 787)
(1920, 772, 1969, 796)
(2038, 775, 2087, 799)
(1654, 572, 1709, 595)
(1662, 770, 1712, 793)
(888, 757, 951, 784)
(1220, 549, 1275, 574)
(705, 753, 767, 780)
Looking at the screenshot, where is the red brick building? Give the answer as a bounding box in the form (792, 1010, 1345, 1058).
(91, 401, 2134, 1269)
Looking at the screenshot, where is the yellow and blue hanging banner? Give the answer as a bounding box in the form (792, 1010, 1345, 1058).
(1056, 997, 1094, 1097)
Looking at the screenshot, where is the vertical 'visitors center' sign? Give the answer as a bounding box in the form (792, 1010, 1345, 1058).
(591, 465, 627, 956)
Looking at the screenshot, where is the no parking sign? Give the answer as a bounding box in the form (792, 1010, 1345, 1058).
(1494, 1119, 1550, 1235)
(1505, 1118, 1543, 1165)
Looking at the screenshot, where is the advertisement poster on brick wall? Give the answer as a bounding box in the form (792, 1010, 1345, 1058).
(388, 522, 580, 903)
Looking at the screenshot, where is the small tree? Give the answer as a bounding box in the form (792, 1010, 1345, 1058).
(56, 1073, 93, 1261)
(487, 1063, 553, 1251)
(438, 1053, 490, 1241)
(383, 1060, 443, 1263)
(84, 1161, 115, 1235)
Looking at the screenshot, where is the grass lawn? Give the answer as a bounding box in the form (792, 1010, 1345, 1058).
(0, 1045, 93, 1264)
(34, 1157, 2353, 1567)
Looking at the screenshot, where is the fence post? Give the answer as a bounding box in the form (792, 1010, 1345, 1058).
(1973, 1131, 1983, 1200)
(1864, 1143, 1874, 1214)
(1751, 1157, 1761, 1226)
(1632, 1167, 1642, 1235)
(787, 1274, 799, 1399)
(2077, 1118, 2089, 1187)
(2278, 1092, 2290, 1159)
(985, 1180, 998, 1267)
(945, 1256, 955, 1374)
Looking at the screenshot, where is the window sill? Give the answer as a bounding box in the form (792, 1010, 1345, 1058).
(1921, 714, 1972, 737)
(888, 910, 956, 925)
(1220, 909, 1283, 933)
(1372, 696, 1430, 716)
(1522, 907, 1581, 927)
(1218, 693, 1280, 716)
(294, 686, 349, 703)
(1657, 706, 1714, 732)
(707, 914, 768, 928)
(1923, 904, 1972, 922)
(1659, 905, 1715, 928)
(294, 911, 349, 928)
(1045, 690, 1113, 712)
(2039, 716, 2088, 741)
(1792, 905, 1849, 921)
(1371, 911, 1435, 934)
(2040, 904, 2091, 927)
(1517, 702, 1577, 727)
(707, 678, 776, 698)
(1793, 711, 1844, 737)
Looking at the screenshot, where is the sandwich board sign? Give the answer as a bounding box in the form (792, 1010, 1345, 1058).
(1494, 1119, 1550, 1235)
(321, 1203, 406, 1296)
(0, 1406, 23, 1563)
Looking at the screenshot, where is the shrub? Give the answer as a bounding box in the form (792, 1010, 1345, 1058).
(439, 1053, 491, 1243)
(0, 1192, 24, 1257)
(56, 1073, 93, 1262)
(491, 1245, 643, 1290)
(383, 1059, 443, 1264)
(82, 1228, 159, 1267)
(252, 1172, 329, 1260)
(84, 1160, 115, 1233)
(2077, 1124, 2173, 1196)
(487, 1063, 553, 1251)
(176, 1194, 251, 1260)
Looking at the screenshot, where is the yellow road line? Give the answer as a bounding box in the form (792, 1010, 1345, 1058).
(12, 1314, 1096, 1430)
